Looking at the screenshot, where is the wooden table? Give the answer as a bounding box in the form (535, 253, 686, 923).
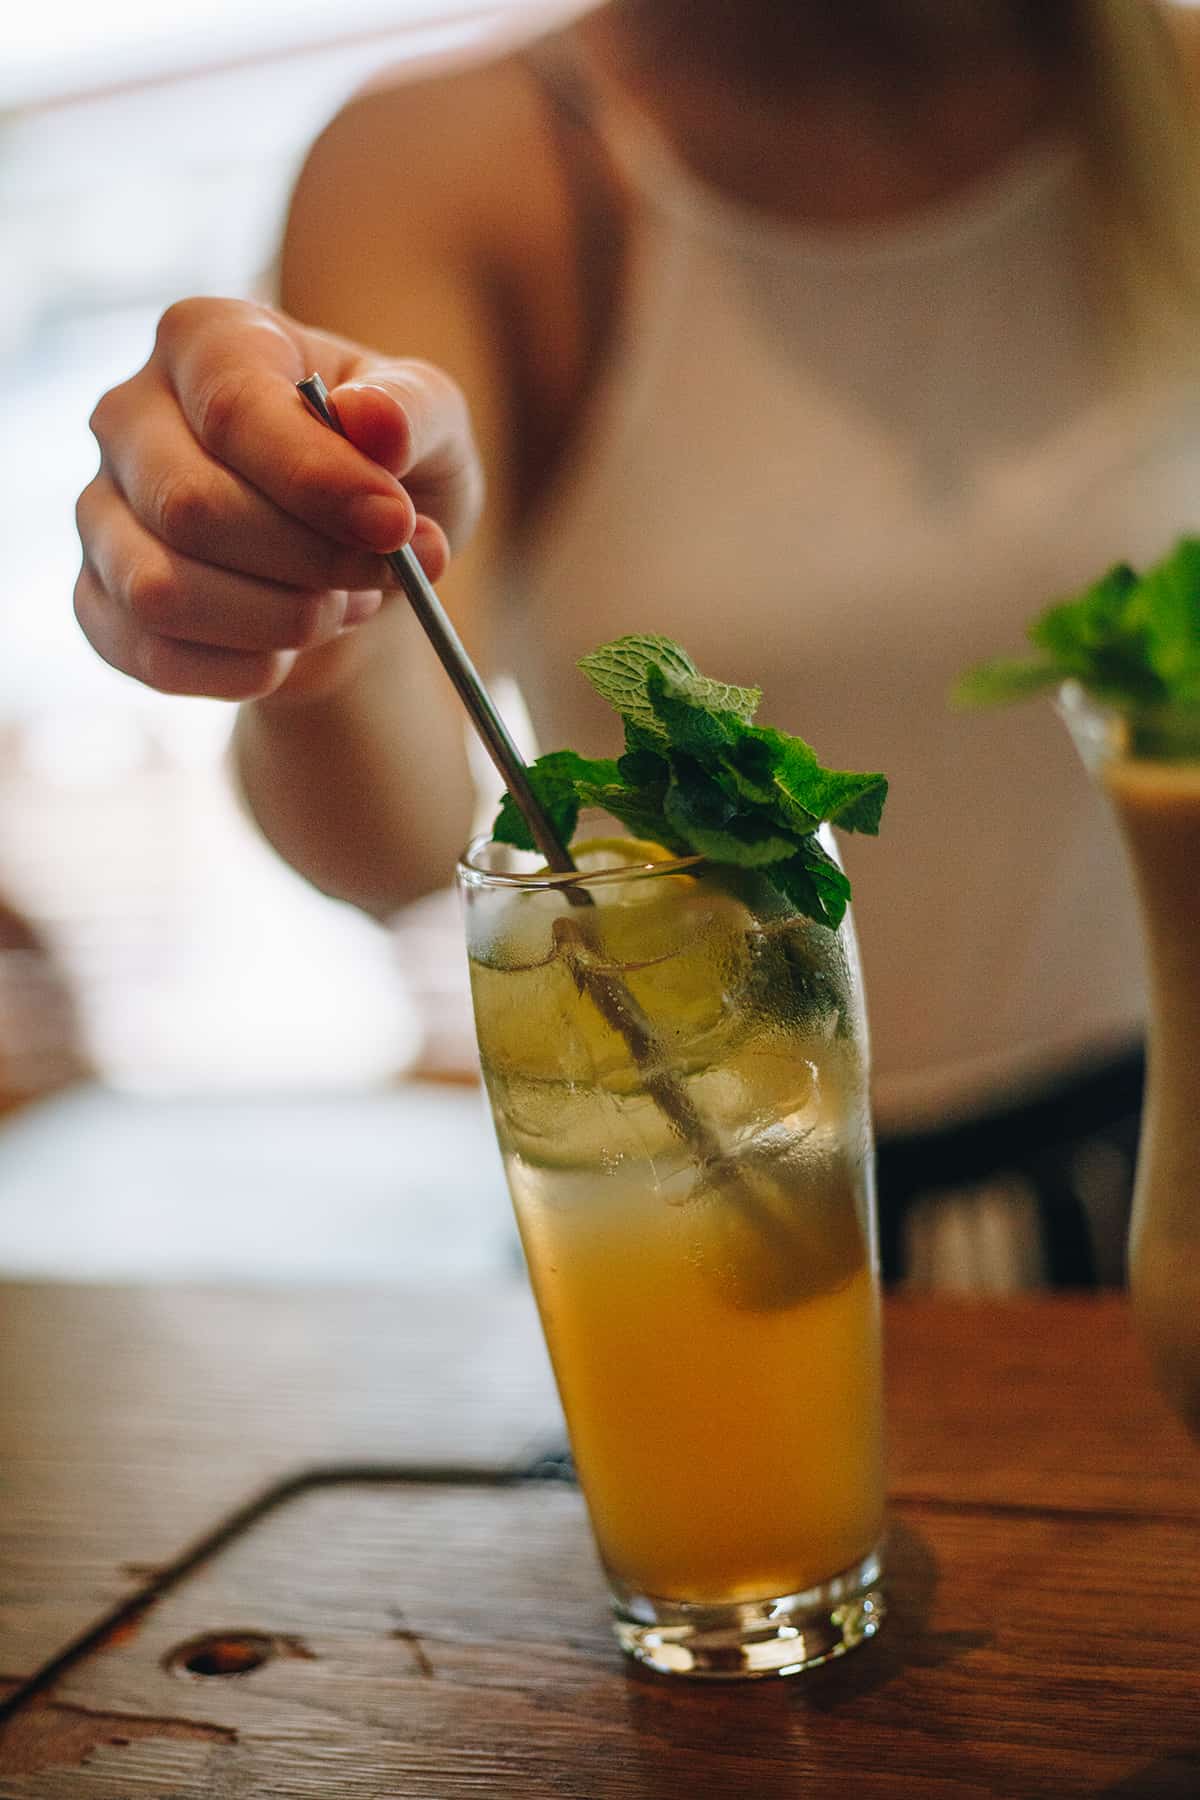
(1, 1282, 1197, 1798)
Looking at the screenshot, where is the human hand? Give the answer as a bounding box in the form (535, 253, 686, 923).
(75, 297, 484, 702)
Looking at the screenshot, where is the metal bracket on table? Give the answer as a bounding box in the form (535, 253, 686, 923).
(0, 1447, 576, 1724)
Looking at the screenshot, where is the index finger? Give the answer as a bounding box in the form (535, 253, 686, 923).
(159, 302, 415, 555)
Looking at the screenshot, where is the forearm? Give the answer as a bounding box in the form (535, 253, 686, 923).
(233, 608, 474, 919)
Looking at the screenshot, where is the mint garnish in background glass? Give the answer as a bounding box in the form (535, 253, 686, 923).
(492, 635, 888, 929)
(953, 536, 1200, 717)
(954, 535, 1200, 1438)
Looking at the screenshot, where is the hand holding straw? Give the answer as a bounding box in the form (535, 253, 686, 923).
(296, 374, 724, 1165)
(297, 374, 576, 877)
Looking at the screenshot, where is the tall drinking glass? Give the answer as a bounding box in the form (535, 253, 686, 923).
(1060, 685, 1200, 1436)
(458, 834, 885, 1678)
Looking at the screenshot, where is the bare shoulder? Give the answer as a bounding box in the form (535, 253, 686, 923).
(282, 47, 576, 339)
(281, 39, 609, 537)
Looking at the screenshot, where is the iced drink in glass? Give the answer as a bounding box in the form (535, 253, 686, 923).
(459, 834, 885, 1678)
(1062, 687, 1200, 1435)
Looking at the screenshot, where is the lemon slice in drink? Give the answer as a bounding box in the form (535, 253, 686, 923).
(688, 1134, 868, 1311)
(543, 835, 682, 875)
(474, 836, 751, 1087)
(561, 840, 754, 1088)
(471, 838, 680, 1082)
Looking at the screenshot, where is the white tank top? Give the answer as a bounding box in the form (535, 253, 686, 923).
(505, 83, 1200, 1131)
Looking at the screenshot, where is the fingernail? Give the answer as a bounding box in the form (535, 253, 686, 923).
(341, 381, 397, 402)
(343, 591, 383, 627)
(347, 494, 410, 552)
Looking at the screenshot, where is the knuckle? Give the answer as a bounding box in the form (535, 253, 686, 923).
(72, 566, 99, 637)
(157, 298, 195, 344)
(151, 467, 214, 552)
(73, 570, 127, 676)
(74, 480, 99, 547)
(192, 364, 253, 460)
(156, 295, 219, 352)
(88, 384, 124, 448)
(132, 632, 184, 695)
(125, 559, 178, 631)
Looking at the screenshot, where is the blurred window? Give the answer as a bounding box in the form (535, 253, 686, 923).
(0, 1, 583, 1093)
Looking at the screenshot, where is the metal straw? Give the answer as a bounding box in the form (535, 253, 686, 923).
(297, 373, 576, 876)
(295, 377, 831, 1307)
(296, 372, 723, 1171)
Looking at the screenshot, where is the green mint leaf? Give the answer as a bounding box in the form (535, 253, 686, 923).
(578, 635, 761, 749)
(491, 635, 886, 928)
(645, 667, 745, 760)
(1031, 563, 1139, 664)
(663, 759, 738, 833)
(1136, 538, 1200, 702)
(616, 746, 669, 788)
(492, 749, 620, 852)
(955, 540, 1200, 711)
(622, 718, 664, 757)
(767, 839, 853, 931)
(577, 635, 702, 742)
(745, 727, 887, 837)
(1033, 563, 1165, 703)
(950, 659, 1067, 708)
(722, 731, 777, 806)
(814, 773, 889, 836)
(577, 754, 691, 854)
(664, 781, 799, 866)
(655, 664, 761, 726)
(583, 785, 692, 853)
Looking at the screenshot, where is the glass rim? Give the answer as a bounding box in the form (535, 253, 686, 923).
(456, 833, 707, 892)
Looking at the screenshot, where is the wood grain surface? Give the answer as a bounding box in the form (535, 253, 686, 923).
(1, 1284, 1198, 1798)
(0, 1280, 559, 1675)
(885, 1294, 1200, 1517)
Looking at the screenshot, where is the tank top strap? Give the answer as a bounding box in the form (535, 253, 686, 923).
(518, 32, 632, 396)
(522, 29, 695, 230)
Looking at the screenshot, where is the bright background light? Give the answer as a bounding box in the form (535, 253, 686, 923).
(0, 3, 583, 1095)
(4, 2, 575, 106)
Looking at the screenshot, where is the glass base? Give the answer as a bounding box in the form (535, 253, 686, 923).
(611, 1544, 885, 1680)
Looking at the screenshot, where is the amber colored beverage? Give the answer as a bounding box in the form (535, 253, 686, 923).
(1060, 685, 1200, 1437)
(519, 1192, 883, 1603)
(1104, 754, 1200, 1434)
(459, 836, 886, 1677)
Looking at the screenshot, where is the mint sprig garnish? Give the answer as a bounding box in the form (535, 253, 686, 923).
(954, 537, 1200, 711)
(492, 635, 887, 929)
